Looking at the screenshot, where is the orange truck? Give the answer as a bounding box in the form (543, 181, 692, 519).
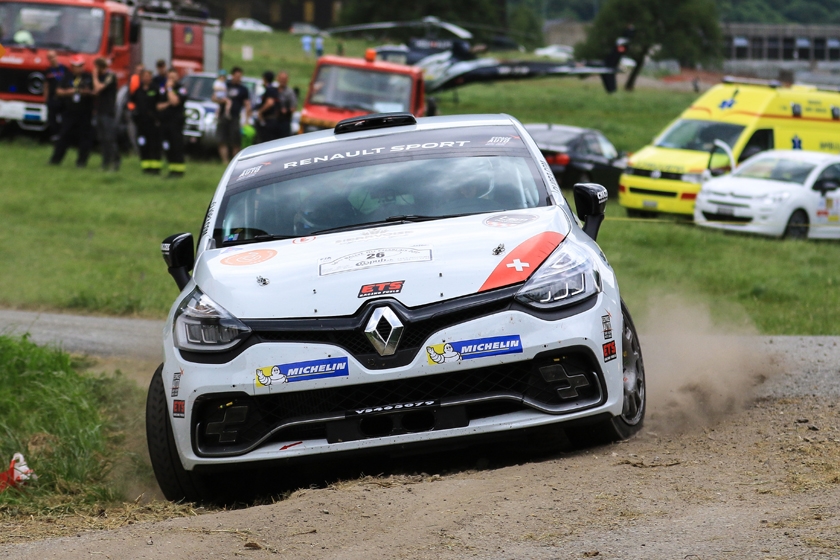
(299, 50, 429, 133)
(0, 0, 220, 131)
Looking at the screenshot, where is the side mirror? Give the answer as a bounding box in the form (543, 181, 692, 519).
(573, 183, 608, 241)
(814, 178, 840, 193)
(161, 233, 195, 290)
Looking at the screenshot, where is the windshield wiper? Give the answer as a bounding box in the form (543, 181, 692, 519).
(221, 234, 297, 247)
(309, 214, 474, 236)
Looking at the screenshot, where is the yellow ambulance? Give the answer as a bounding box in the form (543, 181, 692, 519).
(619, 78, 840, 216)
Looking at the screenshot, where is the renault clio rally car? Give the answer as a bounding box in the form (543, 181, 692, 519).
(147, 113, 646, 502)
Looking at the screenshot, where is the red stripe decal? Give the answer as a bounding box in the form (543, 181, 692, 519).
(479, 232, 565, 292)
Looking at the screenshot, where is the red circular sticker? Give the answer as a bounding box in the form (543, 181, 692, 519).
(220, 249, 277, 266)
(293, 236, 316, 244)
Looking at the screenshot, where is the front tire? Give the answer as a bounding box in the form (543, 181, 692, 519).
(146, 364, 210, 503)
(784, 209, 809, 240)
(568, 300, 646, 445)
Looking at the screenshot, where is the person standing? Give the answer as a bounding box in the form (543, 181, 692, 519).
(130, 69, 163, 174)
(45, 50, 67, 142)
(92, 57, 120, 171)
(256, 71, 281, 143)
(216, 67, 251, 163)
(156, 68, 188, 177)
(314, 35, 324, 57)
(301, 34, 312, 56)
(276, 71, 297, 139)
(152, 59, 168, 89)
(49, 56, 94, 167)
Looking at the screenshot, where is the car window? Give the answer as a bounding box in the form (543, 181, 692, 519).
(182, 76, 215, 101)
(309, 64, 413, 113)
(596, 134, 618, 160)
(817, 163, 840, 181)
(733, 157, 816, 185)
(655, 119, 745, 152)
(525, 128, 580, 146)
(582, 134, 603, 156)
(214, 127, 551, 245)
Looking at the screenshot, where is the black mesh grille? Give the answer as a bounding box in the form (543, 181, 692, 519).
(629, 187, 678, 198)
(702, 212, 752, 223)
(193, 350, 603, 456)
(0, 69, 38, 95)
(375, 317, 391, 340)
(625, 168, 682, 181)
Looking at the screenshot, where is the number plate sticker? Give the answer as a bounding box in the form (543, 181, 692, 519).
(319, 246, 432, 276)
(642, 200, 658, 209)
(716, 206, 734, 216)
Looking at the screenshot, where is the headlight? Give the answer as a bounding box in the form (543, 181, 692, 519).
(515, 242, 601, 309)
(174, 288, 251, 352)
(758, 191, 790, 205)
(681, 173, 704, 184)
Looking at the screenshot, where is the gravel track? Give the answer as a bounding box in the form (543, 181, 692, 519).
(2, 310, 840, 559)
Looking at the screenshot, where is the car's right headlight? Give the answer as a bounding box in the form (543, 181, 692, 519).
(173, 288, 251, 352)
(515, 242, 601, 309)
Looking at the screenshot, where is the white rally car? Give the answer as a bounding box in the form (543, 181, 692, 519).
(695, 150, 840, 239)
(147, 113, 646, 502)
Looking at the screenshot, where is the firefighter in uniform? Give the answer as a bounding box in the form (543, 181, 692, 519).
(156, 68, 187, 177)
(130, 69, 162, 174)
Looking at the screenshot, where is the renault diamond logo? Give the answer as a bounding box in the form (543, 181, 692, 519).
(364, 307, 404, 356)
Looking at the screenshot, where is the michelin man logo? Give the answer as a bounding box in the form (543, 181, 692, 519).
(426, 343, 461, 364)
(256, 366, 288, 386)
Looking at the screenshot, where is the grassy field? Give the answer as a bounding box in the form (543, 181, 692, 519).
(0, 30, 837, 334)
(0, 335, 145, 513)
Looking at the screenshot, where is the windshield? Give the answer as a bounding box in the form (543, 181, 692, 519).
(182, 76, 259, 102)
(309, 64, 413, 113)
(217, 156, 545, 244)
(655, 119, 745, 152)
(0, 2, 104, 53)
(733, 157, 816, 185)
(525, 128, 580, 147)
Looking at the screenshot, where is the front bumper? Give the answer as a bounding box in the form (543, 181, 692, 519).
(694, 195, 787, 237)
(0, 100, 47, 130)
(618, 174, 698, 215)
(161, 292, 624, 470)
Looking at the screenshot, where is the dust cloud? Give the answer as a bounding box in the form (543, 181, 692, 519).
(636, 296, 781, 433)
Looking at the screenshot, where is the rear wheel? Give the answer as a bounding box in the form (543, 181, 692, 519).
(784, 210, 809, 240)
(146, 364, 211, 503)
(568, 300, 646, 445)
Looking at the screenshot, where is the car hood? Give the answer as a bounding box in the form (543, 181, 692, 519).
(701, 176, 801, 199)
(628, 146, 717, 175)
(192, 208, 571, 319)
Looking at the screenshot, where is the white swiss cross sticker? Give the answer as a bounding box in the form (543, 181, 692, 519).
(506, 259, 530, 272)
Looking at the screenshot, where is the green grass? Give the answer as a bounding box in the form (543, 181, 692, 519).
(0, 335, 145, 514)
(0, 30, 838, 334)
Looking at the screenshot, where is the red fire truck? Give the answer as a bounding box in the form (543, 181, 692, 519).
(0, 0, 220, 131)
(299, 50, 429, 133)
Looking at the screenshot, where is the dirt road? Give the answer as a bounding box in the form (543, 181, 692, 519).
(2, 308, 840, 558)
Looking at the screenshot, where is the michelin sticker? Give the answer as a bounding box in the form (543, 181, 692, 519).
(483, 214, 538, 228)
(319, 246, 432, 276)
(426, 335, 522, 365)
(256, 357, 349, 387)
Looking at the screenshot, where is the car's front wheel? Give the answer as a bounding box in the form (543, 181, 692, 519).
(146, 364, 212, 503)
(568, 300, 646, 445)
(784, 209, 809, 240)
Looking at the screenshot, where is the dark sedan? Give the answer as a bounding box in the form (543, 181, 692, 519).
(524, 124, 626, 194)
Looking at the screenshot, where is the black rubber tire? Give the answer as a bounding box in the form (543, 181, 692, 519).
(783, 209, 809, 240)
(146, 364, 210, 503)
(568, 299, 646, 446)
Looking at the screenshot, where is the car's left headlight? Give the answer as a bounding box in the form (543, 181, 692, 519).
(681, 173, 704, 184)
(173, 288, 251, 352)
(757, 191, 790, 205)
(515, 242, 601, 309)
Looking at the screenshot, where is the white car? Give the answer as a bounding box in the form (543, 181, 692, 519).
(147, 113, 646, 502)
(231, 18, 273, 33)
(695, 150, 840, 239)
